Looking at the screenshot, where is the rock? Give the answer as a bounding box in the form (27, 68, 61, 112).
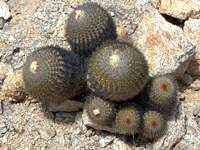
(184, 19, 200, 55)
(99, 135, 115, 148)
(152, 104, 186, 149)
(1, 70, 26, 103)
(0, 121, 7, 137)
(0, 1, 11, 20)
(132, 5, 196, 79)
(38, 128, 56, 140)
(178, 92, 186, 101)
(0, 99, 2, 114)
(184, 19, 200, 76)
(70, 0, 79, 8)
(57, 30, 65, 38)
(193, 101, 200, 117)
(46, 29, 55, 34)
(75, 111, 87, 132)
(174, 119, 200, 149)
(0, 62, 14, 79)
(116, 26, 126, 37)
(82, 109, 115, 133)
(190, 79, 200, 91)
(55, 112, 75, 123)
(186, 60, 200, 76)
(48, 100, 83, 112)
(181, 73, 193, 85)
(112, 137, 132, 150)
(86, 129, 92, 137)
(159, 0, 200, 20)
(0, 17, 5, 29)
(150, 0, 160, 9)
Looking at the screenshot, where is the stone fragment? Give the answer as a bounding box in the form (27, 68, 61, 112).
(82, 109, 115, 133)
(184, 19, 200, 76)
(0, 1, 11, 20)
(70, 0, 78, 8)
(0, 100, 2, 114)
(0, 17, 5, 29)
(1, 70, 26, 102)
(112, 137, 132, 150)
(150, 0, 160, 9)
(0, 121, 7, 137)
(153, 104, 186, 149)
(186, 60, 200, 76)
(86, 129, 92, 137)
(46, 29, 55, 34)
(55, 112, 75, 123)
(190, 79, 200, 91)
(75, 111, 87, 132)
(38, 128, 56, 140)
(116, 26, 126, 37)
(57, 30, 64, 38)
(0, 62, 14, 79)
(193, 101, 200, 117)
(181, 73, 193, 86)
(174, 119, 200, 149)
(184, 19, 200, 54)
(159, 0, 200, 20)
(178, 92, 186, 101)
(99, 135, 115, 148)
(48, 100, 83, 112)
(132, 6, 196, 79)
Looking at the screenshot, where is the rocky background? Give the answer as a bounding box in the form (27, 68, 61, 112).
(0, 0, 200, 149)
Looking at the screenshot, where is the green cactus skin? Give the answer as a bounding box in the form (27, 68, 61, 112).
(22, 45, 84, 103)
(65, 2, 117, 58)
(85, 95, 116, 125)
(87, 41, 149, 101)
(141, 110, 167, 139)
(148, 74, 178, 108)
(115, 106, 141, 135)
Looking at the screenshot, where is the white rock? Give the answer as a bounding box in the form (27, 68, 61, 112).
(0, 1, 11, 20)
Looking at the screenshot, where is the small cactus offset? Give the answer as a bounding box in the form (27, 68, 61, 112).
(147, 74, 179, 108)
(65, 2, 117, 58)
(115, 105, 141, 135)
(141, 110, 167, 139)
(22, 45, 84, 103)
(84, 95, 116, 125)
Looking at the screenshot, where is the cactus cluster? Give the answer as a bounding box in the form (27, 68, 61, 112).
(22, 2, 179, 144)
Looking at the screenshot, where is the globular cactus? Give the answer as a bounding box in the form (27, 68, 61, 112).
(22, 45, 84, 103)
(87, 41, 149, 101)
(147, 74, 178, 108)
(141, 110, 167, 139)
(84, 95, 116, 125)
(65, 2, 117, 58)
(115, 105, 141, 135)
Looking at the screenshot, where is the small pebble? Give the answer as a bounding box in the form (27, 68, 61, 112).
(86, 129, 93, 137)
(193, 102, 200, 117)
(99, 135, 115, 148)
(178, 92, 186, 101)
(0, 18, 5, 29)
(38, 128, 56, 140)
(181, 73, 193, 86)
(190, 79, 200, 91)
